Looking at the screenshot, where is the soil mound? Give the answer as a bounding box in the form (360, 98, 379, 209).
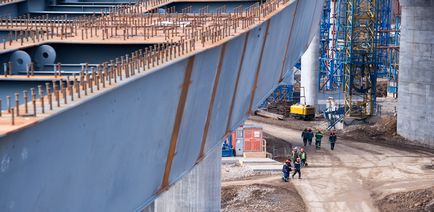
(376, 187, 434, 212)
(341, 117, 434, 153)
(222, 183, 305, 212)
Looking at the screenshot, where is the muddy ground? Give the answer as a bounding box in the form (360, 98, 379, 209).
(250, 115, 325, 132)
(240, 115, 434, 212)
(222, 178, 305, 212)
(252, 114, 434, 154)
(263, 132, 292, 162)
(376, 187, 434, 212)
(341, 116, 434, 154)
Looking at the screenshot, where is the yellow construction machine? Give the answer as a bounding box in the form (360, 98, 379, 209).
(290, 104, 315, 120)
(289, 87, 315, 120)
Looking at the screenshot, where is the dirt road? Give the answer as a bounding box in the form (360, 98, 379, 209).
(247, 120, 434, 212)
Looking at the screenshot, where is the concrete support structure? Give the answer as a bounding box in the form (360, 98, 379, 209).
(301, 35, 319, 108)
(152, 145, 221, 212)
(398, 0, 434, 148)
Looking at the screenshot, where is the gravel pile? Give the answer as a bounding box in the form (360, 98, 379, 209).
(222, 183, 305, 212)
(221, 163, 255, 182)
(376, 187, 434, 212)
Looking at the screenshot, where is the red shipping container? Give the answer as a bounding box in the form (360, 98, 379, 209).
(242, 126, 263, 152)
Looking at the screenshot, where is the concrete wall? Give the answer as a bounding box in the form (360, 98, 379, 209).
(154, 144, 221, 212)
(0, 0, 325, 211)
(397, 0, 434, 148)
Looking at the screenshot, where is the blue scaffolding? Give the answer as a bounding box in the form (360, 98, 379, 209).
(377, 0, 392, 77)
(262, 0, 400, 115)
(318, 0, 400, 117)
(376, 0, 400, 96)
(319, 0, 332, 91)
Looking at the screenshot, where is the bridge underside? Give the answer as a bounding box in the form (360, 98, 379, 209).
(0, 0, 324, 211)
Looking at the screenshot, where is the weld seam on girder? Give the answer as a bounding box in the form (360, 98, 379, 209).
(225, 31, 250, 134)
(279, 0, 300, 82)
(161, 56, 195, 191)
(197, 43, 227, 163)
(248, 20, 271, 115)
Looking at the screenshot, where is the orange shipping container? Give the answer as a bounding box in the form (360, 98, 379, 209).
(242, 126, 264, 152)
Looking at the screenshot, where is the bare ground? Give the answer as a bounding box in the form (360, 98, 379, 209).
(222, 177, 305, 212)
(341, 116, 434, 154)
(253, 114, 434, 154)
(247, 116, 434, 212)
(375, 187, 434, 212)
(249, 115, 325, 132)
(263, 132, 292, 162)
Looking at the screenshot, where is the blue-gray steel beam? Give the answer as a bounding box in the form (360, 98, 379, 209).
(168, 45, 223, 185)
(161, 56, 195, 191)
(278, 0, 300, 82)
(225, 32, 249, 135)
(248, 19, 271, 115)
(0, 1, 325, 211)
(198, 43, 227, 162)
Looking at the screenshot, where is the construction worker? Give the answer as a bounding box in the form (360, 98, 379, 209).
(301, 128, 308, 146)
(300, 147, 307, 167)
(329, 131, 337, 150)
(315, 130, 323, 150)
(292, 157, 302, 179)
(282, 159, 292, 182)
(306, 128, 314, 146)
(290, 147, 299, 163)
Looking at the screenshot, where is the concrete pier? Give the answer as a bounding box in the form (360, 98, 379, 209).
(152, 145, 221, 212)
(397, 0, 434, 148)
(301, 35, 319, 108)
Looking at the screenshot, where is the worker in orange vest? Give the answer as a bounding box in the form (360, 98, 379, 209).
(282, 159, 292, 182)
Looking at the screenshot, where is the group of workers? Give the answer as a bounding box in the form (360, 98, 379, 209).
(301, 128, 337, 150)
(281, 147, 307, 181)
(282, 128, 338, 182)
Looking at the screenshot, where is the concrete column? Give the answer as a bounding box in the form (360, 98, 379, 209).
(301, 34, 319, 108)
(397, 0, 434, 148)
(153, 144, 221, 211)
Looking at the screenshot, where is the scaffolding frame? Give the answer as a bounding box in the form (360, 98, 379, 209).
(318, 0, 400, 117)
(342, 0, 378, 117)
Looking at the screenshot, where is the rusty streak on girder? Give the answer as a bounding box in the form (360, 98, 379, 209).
(197, 43, 227, 162)
(161, 56, 195, 191)
(279, 0, 300, 82)
(248, 19, 270, 115)
(225, 31, 249, 134)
